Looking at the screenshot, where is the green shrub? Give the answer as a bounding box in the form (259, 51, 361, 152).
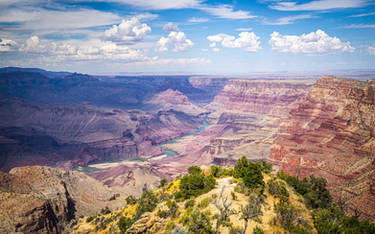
(210, 165, 232, 177)
(233, 156, 249, 179)
(166, 199, 178, 218)
(180, 208, 213, 234)
(164, 221, 176, 233)
(177, 173, 216, 200)
(233, 156, 264, 190)
(260, 161, 273, 174)
(86, 215, 95, 223)
(210, 165, 220, 177)
(229, 226, 243, 234)
(242, 162, 264, 189)
(231, 191, 237, 200)
(253, 225, 264, 234)
(277, 171, 331, 209)
(275, 201, 298, 231)
(277, 172, 375, 233)
(188, 166, 202, 175)
(223, 167, 233, 176)
(304, 175, 331, 209)
(313, 207, 375, 234)
(157, 209, 169, 218)
(234, 180, 248, 195)
(198, 197, 212, 209)
(100, 206, 111, 215)
(125, 195, 137, 205)
(229, 178, 238, 184)
(204, 175, 216, 190)
(159, 179, 167, 188)
(267, 178, 289, 198)
(134, 190, 158, 220)
(184, 199, 195, 209)
(117, 216, 134, 233)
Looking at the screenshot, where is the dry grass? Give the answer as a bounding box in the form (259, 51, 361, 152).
(73, 172, 317, 234)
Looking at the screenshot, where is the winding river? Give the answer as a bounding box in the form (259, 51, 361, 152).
(74, 117, 209, 172)
(159, 117, 209, 157)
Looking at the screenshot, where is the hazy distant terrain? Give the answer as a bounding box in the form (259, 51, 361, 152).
(1, 67, 375, 233)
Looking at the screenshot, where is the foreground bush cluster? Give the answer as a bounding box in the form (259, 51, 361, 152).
(175, 166, 217, 200)
(277, 171, 375, 233)
(82, 156, 374, 234)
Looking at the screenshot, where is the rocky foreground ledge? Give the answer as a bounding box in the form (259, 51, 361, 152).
(0, 166, 123, 233)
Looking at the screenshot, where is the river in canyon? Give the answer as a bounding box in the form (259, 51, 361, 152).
(159, 117, 209, 157)
(74, 117, 209, 172)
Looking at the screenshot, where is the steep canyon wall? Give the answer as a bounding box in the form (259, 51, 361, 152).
(269, 76, 375, 220)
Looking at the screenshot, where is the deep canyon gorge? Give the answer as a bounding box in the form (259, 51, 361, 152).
(0, 68, 374, 233)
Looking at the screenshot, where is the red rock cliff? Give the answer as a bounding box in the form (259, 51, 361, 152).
(269, 76, 375, 221)
(211, 80, 311, 116)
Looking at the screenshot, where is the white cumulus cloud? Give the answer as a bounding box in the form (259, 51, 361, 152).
(0, 38, 17, 52)
(269, 29, 354, 54)
(207, 32, 261, 52)
(19, 36, 48, 53)
(163, 22, 179, 32)
(17, 36, 148, 61)
(157, 31, 194, 52)
(103, 17, 151, 45)
(369, 46, 375, 55)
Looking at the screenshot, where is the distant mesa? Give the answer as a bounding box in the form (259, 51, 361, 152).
(148, 88, 206, 115)
(150, 88, 190, 105)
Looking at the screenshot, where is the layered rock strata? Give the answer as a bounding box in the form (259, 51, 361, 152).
(210, 80, 311, 116)
(203, 80, 311, 165)
(0, 166, 122, 233)
(0, 100, 201, 171)
(269, 76, 375, 221)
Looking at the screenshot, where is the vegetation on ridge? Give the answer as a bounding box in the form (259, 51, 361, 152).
(73, 157, 375, 234)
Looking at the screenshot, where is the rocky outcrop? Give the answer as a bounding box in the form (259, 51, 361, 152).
(88, 164, 172, 197)
(0, 166, 123, 233)
(0, 192, 62, 233)
(150, 89, 190, 105)
(210, 80, 311, 116)
(148, 89, 206, 115)
(269, 76, 375, 221)
(126, 212, 162, 233)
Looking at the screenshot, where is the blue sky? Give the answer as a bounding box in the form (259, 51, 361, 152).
(0, 0, 374, 74)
